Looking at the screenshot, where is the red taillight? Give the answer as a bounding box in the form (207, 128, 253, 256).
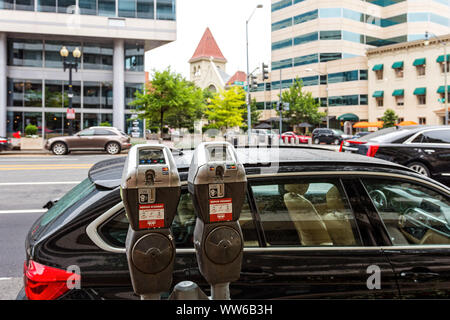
(366, 145, 379, 157)
(346, 140, 367, 145)
(24, 260, 80, 300)
(0, 139, 6, 143)
(339, 140, 344, 152)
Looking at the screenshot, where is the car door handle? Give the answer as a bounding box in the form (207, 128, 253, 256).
(424, 149, 435, 153)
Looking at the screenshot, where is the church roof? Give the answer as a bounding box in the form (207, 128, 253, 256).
(189, 27, 227, 63)
(226, 71, 247, 86)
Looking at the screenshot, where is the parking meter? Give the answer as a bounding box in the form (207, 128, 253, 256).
(188, 142, 247, 299)
(121, 144, 181, 299)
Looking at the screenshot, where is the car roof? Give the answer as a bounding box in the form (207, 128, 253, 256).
(88, 146, 409, 189)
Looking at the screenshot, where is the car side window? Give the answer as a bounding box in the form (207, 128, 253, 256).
(95, 129, 116, 136)
(98, 190, 258, 249)
(422, 130, 450, 144)
(250, 179, 361, 246)
(78, 129, 95, 136)
(363, 179, 450, 245)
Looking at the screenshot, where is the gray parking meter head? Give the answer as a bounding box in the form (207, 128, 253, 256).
(121, 144, 181, 231)
(187, 142, 247, 224)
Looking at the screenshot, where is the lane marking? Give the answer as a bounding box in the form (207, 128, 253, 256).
(0, 181, 81, 186)
(0, 209, 47, 215)
(0, 164, 93, 171)
(0, 278, 13, 281)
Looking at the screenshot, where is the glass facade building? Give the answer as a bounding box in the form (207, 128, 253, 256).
(0, 0, 176, 137)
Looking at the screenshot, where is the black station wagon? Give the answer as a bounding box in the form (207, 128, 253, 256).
(18, 146, 450, 300)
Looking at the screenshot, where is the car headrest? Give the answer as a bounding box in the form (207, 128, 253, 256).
(284, 184, 309, 195)
(326, 186, 345, 210)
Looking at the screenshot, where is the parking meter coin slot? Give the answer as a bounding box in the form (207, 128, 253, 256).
(132, 233, 174, 274)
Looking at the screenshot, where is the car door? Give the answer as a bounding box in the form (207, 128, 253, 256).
(94, 128, 116, 149)
(409, 129, 450, 179)
(362, 177, 450, 298)
(70, 128, 96, 149)
(246, 175, 399, 298)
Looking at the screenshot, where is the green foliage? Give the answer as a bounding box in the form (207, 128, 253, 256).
(280, 78, 325, 126)
(242, 98, 262, 128)
(149, 126, 159, 133)
(381, 109, 399, 128)
(130, 68, 204, 135)
(205, 86, 246, 130)
(25, 124, 38, 136)
(99, 121, 112, 127)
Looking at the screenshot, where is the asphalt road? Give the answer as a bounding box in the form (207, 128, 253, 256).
(0, 152, 126, 299)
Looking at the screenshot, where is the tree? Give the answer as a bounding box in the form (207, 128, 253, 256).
(130, 68, 204, 136)
(205, 86, 246, 130)
(381, 109, 398, 128)
(280, 78, 325, 129)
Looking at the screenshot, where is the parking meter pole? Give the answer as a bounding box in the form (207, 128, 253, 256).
(121, 144, 181, 300)
(188, 142, 247, 300)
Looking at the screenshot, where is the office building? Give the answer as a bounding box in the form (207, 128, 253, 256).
(252, 0, 450, 127)
(0, 0, 176, 138)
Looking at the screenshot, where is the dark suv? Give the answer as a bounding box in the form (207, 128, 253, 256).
(312, 128, 351, 145)
(19, 147, 450, 300)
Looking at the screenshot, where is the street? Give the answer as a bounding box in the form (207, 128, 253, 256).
(0, 152, 126, 300)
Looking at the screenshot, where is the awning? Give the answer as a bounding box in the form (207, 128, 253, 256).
(337, 113, 359, 121)
(398, 121, 418, 126)
(437, 86, 450, 94)
(413, 87, 426, 95)
(353, 121, 383, 128)
(392, 89, 404, 96)
(372, 91, 384, 98)
(391, 61, 403, 69)
(372, 64, 383, 71)
(413, 58, 426, 66)
(437, 54, 450, 63)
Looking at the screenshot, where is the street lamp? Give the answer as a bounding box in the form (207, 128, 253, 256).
(60, 46, 82, 135)
(246, 4, 263, 144)
(425, 31, 448, 126)
(305, 67, 329, 129)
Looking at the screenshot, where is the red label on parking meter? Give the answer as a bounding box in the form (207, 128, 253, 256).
(209, 198, 232, 222)
(138, 203, 165, 229)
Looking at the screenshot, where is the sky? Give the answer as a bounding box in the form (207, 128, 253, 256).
(145, 0, 271, 80)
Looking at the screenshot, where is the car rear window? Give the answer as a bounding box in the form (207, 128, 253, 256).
(362, 128, 415, 143)
(33, 179, 96, 234)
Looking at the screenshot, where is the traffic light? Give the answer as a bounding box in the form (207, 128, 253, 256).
(250, 75, 258, 90)
(262, 63, 269, 81)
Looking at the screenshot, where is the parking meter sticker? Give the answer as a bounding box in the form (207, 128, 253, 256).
(209, 198, 232, 222)
(139, 204, 165, 229)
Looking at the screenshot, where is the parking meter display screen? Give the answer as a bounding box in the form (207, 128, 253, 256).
(206, 146, 233, 162)
(139, 150, 166, 165)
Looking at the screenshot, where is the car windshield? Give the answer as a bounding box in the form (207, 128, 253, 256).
(39, 178, 96, 227)
(366, 128, 416, 143)
(332, 129, 344, 135)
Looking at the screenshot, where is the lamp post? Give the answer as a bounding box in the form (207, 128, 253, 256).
(305, 67, 329, 128)
(60, 46, 82, 136)
(246, 4, 263, 145)
(425, 31, 448, 125)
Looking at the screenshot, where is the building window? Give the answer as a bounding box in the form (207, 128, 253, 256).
(125, 83, 142, 109)
(419, 117, 426, 125)
(440, 61, 450, 74)
(416, 65, 426, 76)
(376, 98, 384, 107)
(125, 43, 144, 72)
(137, 0, 154, 19)
(45, 40, 81, 68)
(396, 96, 404, 106)
(83, 42, 113, 70)
(119, 0, 136, 18)
(7, 39, 43, 67)
(375, 70, 383, 80)
(79, 0, 97, 15)
(98, 0, 116, 17)
(156, 0, 175, 20)
(394, 68, 404, 78)
(398, 118, 404, 123)
(417, 95, 426, 105)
